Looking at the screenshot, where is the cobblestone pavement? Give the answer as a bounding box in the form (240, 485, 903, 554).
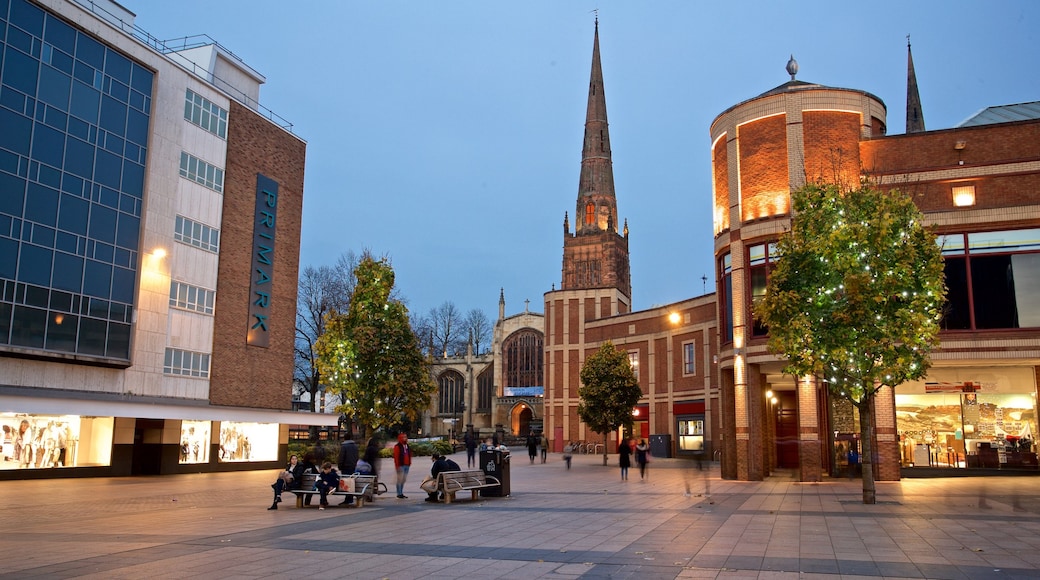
(2, 452, 1039, 579)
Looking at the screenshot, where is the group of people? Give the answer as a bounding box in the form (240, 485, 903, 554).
(3, 419, 69, 469)
(267, 435, 382, 510)
(525, 431, 549, 464)
(617, 438, 651, 480)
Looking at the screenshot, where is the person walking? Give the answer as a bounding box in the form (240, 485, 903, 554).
(563, 441, 574, 469)
(526, 431, 538, 464)
(363, 436, 381, 479)
(618, 438, 633, 480)
(337, 437, 359, 506)
(634, 439, 650, 480)
(540, 432, 549, 463)
(392, 433, 412, 498)
(464, 430, 477, 468)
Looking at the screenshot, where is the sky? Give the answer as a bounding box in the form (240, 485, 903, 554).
(129, 1, 1040, 320)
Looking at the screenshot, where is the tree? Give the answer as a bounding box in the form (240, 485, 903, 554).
(464, 308, 492, 354)
(429, 301, 466, 357)
(314, 256, 435, 438)
(760, 182, 945, 504)
(578, 341, 643, 466)
(294, 251, 358, 419)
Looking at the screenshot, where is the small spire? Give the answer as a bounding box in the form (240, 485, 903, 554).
(623, 218, 628, 238)
(563, 211, 569, 234)
(498, 288, 505, 320)
(906, 36, 925, 133)
(786, 55, 798, 81)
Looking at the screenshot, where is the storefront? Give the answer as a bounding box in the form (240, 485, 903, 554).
(0, 390, 336, 479)
(895, 367, 1039, 470)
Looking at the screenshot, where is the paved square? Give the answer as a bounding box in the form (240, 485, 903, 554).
(2, 452, 1039, 579)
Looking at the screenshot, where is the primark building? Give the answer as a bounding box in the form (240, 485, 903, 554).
(0, 0, 333, 479)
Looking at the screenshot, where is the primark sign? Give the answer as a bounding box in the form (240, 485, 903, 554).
(248, 174, 278, 347)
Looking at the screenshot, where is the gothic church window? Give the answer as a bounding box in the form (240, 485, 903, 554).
(503, 329, 543, 390)
(438, 370, 465, 415)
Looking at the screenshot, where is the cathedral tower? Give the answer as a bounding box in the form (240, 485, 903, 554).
(560, 19, 631, 302)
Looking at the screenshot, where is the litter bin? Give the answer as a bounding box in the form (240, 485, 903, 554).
(649, 434, 672, 458)
(479, 448, 511, 497)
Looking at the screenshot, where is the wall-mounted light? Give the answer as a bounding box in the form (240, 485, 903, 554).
(952, 185, 976, 207)
(668, 312, 681, 325)
(953, 140, 967, 151)
(632, 409, 640, 417)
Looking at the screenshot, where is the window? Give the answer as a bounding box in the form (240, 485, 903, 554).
(952, 185, 976, 207)
(628, 351, 639, 381)
(174, 215, 220, 253)
(749, 242, 778, 337)
(438, 371, 465, 416)
(683, 341, 696, 375)
(585, 202, 595, 225)
(169, 281, 215, 315)
(179, 152, 224, 193)
(677, 416, 705, 452)
(503, 329, 544, 390)
(720, 253, 733, 343)
(940, 228, 1040, 330)
(164, 347, 211, 378)
(477, 365, 494, 412)
(184, 89, 228, 138)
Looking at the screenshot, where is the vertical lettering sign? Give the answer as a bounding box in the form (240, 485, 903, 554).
(248, 174, 278, 347)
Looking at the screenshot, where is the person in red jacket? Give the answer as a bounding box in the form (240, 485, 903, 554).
(392, 433, 412, 498)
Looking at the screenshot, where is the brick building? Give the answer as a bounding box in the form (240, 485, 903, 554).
(0, 0, 330, 479)
(543, 27, 1040, 479)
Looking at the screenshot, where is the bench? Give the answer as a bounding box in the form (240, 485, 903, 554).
(434, 469, 501, 503)
(286, 473, 387, 508)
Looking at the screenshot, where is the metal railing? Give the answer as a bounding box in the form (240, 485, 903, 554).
(72, 0, 295, 134)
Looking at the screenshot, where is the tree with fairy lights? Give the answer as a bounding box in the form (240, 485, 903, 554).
(315, 255, 435, 439)
(761, 182, 945, 504)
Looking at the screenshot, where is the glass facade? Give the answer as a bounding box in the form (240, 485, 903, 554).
(0, 0, 152, 361)
(178, 419, 210, 464)
(940, 228, 1040, 330)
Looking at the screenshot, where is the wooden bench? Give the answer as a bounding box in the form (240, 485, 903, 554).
(435, 469, 501, 503)
(286, 473, 386, 508)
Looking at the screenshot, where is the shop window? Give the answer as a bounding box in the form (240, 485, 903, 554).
(0, 413, 113, 470)
(677, 416, 704, 452)
(179, 420, 211, 464)
(218, 421, 277, 462)
(628, 351, 639, 381)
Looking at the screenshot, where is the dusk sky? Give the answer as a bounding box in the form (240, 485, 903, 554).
(132, 1, 1040, 321)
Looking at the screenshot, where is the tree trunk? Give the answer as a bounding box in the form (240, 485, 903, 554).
(858, 398, 877, 504)
(602, 432, 609, 466)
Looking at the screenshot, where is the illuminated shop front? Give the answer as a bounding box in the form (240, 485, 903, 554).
(896, 367, 1038, 470)
(1, 414, 113, 470)
(0, 390, 335, 479)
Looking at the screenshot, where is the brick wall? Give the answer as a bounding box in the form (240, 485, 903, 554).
(803, 111, 861, 187)
(739, 114, 789, 222)
(209, 102, 305, 409)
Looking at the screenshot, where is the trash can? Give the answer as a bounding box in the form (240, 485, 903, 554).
(479, 449, 511, 497)
(649, 434, 672, 458)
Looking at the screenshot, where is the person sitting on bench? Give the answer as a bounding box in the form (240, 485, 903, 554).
(423, 453, 460, 503)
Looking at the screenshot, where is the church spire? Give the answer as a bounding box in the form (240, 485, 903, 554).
(906, 36, 925, 134)
(575, 18, 618, 235)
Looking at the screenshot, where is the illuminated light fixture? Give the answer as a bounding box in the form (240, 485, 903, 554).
(953, 140, 967, 150)
(952, 185, 976, 207)
(765, 390, 774, 399)
(771, 396, 778, 405)
(632, 409, 640, 417)
(54, 314, 64, 325)
(153, 248, 167, 259)
(668, 312, 681, 325)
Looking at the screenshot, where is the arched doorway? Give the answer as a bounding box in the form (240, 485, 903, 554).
(511, 404, 533, 436)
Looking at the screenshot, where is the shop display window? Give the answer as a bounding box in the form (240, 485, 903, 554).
(179, 420, 211, 464)
(896, 391, 1037, 468)
(677, 417, 704, 452)
(1, 413, 113, 470)
(218, 421, 277, 462)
